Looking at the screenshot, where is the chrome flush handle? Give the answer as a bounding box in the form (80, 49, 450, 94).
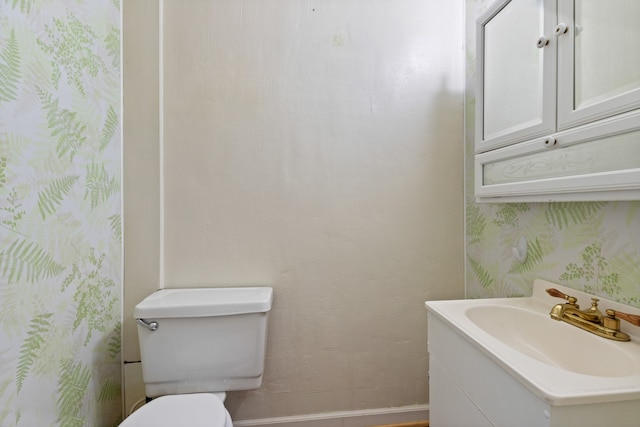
(137, 318, 159, 331)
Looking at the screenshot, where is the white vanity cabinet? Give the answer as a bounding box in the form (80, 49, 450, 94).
(475, 0, 640, 202)
(427, 309, 640, 427)
(426, 279, 640, 427)
(428, 312, 552, 427)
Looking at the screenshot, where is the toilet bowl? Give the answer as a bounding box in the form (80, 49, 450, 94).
(119, 393, 233, 427)
(119, 287, 273, 427)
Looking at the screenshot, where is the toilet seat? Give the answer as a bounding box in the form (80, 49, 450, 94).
(119, 393, 232, 427)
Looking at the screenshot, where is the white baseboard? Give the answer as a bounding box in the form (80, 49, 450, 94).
(233, 404, 429, 427)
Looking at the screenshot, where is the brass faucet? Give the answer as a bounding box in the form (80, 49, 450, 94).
(546, 288, 640, 342)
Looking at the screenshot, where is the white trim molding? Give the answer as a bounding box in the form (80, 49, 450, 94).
(233, 405, 429, 427)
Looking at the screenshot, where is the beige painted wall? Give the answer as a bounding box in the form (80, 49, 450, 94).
(124, 0, 464, 421)
(123, 0, 161, 413)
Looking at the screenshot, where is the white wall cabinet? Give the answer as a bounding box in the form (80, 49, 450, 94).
(475, 0, 640, 202)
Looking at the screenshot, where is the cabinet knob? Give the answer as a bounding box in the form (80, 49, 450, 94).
(554, 23, 568, 36)
(543, 137, 557, 147)
(536, 37, 549, 48)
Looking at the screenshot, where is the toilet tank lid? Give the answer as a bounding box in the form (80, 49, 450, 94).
(134, 287, 273, 319)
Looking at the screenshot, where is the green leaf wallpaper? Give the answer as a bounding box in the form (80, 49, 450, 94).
(465, 0, 640, 305)
(0, 0, 121, 425)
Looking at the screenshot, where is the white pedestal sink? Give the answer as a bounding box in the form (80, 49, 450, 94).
(425, 279, 640, 427)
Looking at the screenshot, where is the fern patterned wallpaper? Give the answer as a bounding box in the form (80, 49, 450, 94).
(465, 0, 640, 305)
(0, 0, 121, 426)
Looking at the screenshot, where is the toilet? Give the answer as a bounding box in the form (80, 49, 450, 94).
(119, 286, 273, 427)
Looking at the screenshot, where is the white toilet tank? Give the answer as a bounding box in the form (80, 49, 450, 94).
(134, 287, 273, 398)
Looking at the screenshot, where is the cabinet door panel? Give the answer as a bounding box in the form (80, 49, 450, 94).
(475, 112, 640, 201)
(429, 357, 493, 427)
(558, 0, 640, 130)
(476, 0, 556, 153)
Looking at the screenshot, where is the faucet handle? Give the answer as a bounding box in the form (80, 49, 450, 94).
(607, 309, 640, 327)
(546, 288, 578, 305)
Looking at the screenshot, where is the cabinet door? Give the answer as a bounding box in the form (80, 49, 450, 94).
(476, 0, 557, 153)
(429, 357, 493, 427)
(557, 0, 640, 130)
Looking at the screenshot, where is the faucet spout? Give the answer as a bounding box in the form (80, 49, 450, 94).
(549, 303, 568, 321)
(564, 298, 604, 324)
(548, 288, 579, 321)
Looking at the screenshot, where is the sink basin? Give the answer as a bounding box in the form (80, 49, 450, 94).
(465, 305, 640, 377)
(425, 279, 640, 406)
